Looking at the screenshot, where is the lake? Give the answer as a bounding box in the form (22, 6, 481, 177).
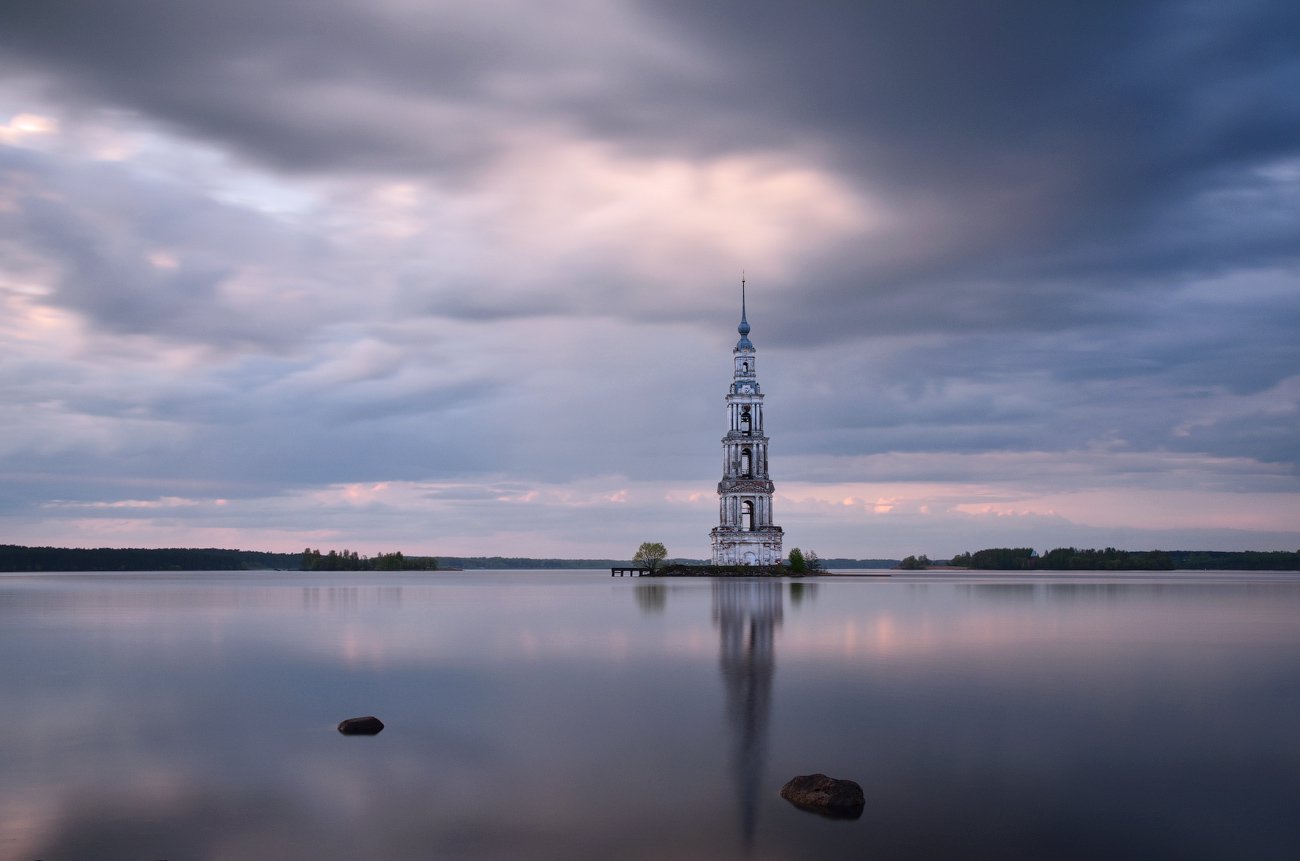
(2, 570, 1298, 860)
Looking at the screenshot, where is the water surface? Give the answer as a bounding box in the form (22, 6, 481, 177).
(2, 570, 1298, 860)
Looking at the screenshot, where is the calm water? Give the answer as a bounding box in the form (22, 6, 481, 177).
(2, 570, 1299, 861)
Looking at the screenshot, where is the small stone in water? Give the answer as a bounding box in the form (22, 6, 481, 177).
(780, 773, 865, 819)
(337, 715, 385, 735)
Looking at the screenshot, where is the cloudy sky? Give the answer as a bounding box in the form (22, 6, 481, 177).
(2, 0, 1298, 560)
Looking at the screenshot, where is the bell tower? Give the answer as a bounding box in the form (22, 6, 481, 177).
(711, 281, 784, 566)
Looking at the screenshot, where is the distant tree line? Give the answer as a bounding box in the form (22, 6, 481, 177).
(10, 543, 1293, 574)
(1164, 550, 1300, 570)
(0, 544, 299, 572)
(0, 544, 437, 572)
(300, 548, 438, 571)
(947, 547, 1175, 570)
(1039, 548, 1175, 570)
(941, 547, 1300, 571)
(816, 557, 899, 569)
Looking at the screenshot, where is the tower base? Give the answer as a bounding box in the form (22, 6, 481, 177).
(711, 527, 784, 566)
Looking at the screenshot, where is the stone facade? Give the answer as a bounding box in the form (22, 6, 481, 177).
(710, 289, 783, 565)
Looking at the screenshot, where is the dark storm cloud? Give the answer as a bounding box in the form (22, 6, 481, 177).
(769, 306, 1300, 472)
(0, 145, 336, 348)
(636, 1, 1300, 352)
(0, 0, 475, 171)
(0, 0, 709, 175)
(647, 0, 1300, 206)
(4, 1, 1296, 338)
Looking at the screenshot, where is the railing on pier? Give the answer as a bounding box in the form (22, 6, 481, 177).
(610, 566, 649, 577)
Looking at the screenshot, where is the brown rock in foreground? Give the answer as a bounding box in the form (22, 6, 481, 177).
(780, 773, 865, 819)
(337, 715, 385, 735)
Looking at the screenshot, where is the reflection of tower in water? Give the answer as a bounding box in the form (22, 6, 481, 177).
(713, 579, 783, 852)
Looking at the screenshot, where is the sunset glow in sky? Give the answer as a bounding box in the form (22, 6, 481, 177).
(2, 1, 1299, 559)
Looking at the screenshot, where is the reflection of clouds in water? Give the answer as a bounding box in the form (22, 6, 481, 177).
(713, 579, 783, 852)
(769, 578, 1299, 662)
(23, 776, 611, 861)
(13, 572, 1297, 859)
(28, 784, 320, 861)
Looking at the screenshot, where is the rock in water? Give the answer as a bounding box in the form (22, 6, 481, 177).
(780, 773, 865, 819)
(337, 715, 385, 735)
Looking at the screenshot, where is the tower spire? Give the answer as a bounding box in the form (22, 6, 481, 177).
(736, 274, 752, 347)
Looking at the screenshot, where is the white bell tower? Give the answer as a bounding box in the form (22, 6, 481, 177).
(711, 281, 784, 566)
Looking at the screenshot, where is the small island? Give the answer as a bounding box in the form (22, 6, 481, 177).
(651, 563, 788, 577)
(621, 543, 826, 577)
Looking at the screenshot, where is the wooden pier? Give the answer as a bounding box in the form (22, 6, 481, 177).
(610, 566, 649, 577)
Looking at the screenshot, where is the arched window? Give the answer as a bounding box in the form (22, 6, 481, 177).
(741, 500, 754, 531)
(740, 406, 751, 434)
(740, 448, 752, 478)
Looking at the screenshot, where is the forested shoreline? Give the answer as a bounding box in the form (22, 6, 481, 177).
(0, 545, 434, 572)
(3, 544, 1297, 572)
(938, 547, 1300, 571)
(0, 545, 300, 572)
(299, 548, 438, 570)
